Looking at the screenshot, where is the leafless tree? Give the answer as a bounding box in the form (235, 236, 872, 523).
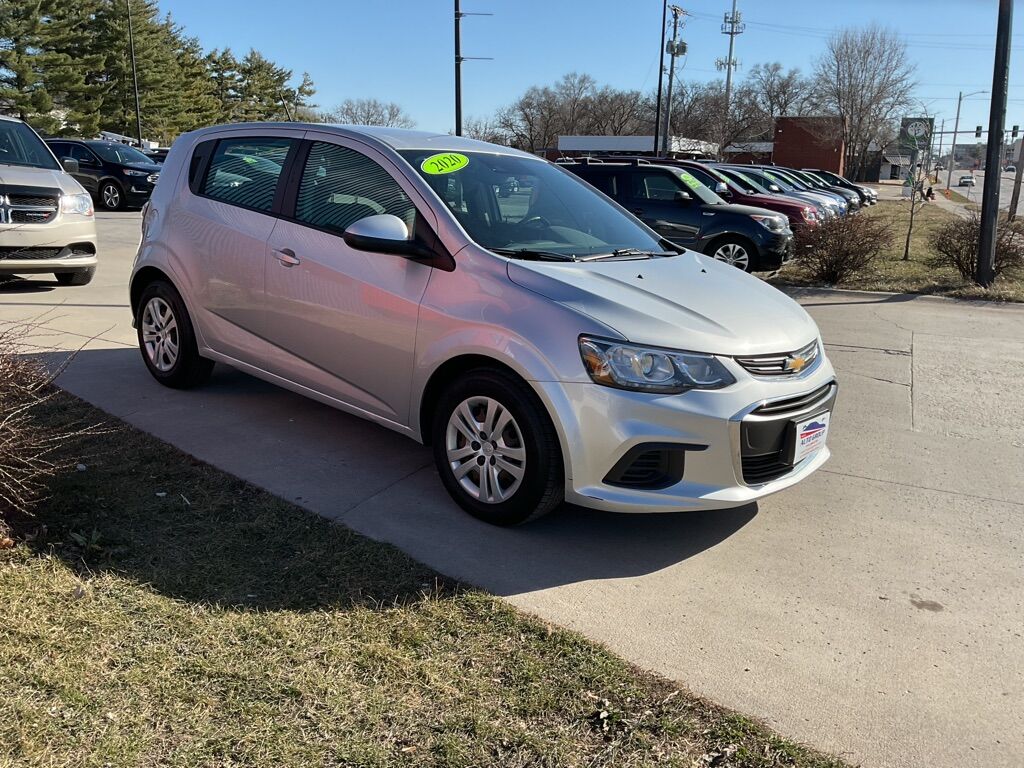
(585, 86, 646, 135)
(747, 62, 812, 121)
(811, 24, 916, 179)
(462, 115, 507, 144)
(323, 98, 416, 128)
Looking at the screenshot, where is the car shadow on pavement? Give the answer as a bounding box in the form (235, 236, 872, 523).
(0, 276, 60, 294)
(32, 346, 758, 606)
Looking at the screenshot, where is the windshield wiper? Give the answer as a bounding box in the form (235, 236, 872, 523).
(491, 247, 578, 262)
(578, 248, 677, 261)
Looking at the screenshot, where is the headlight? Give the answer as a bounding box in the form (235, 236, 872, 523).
(751, 214, 787, 233)
(123, 169, 147, 177)
(60, 192, 93, 216)
(579, 336, 736, 394)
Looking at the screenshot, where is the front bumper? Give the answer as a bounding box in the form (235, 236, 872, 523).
(757, 230, 795, 267)
(123, 183, 155, 207)
(535, 353, 837, 513)
(0, 215, 98, 274)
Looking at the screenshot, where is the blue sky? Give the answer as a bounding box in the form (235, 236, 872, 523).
(162, 0, 1024, 139)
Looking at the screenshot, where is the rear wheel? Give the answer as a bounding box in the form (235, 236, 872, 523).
(136, 280, 213, 388)
(54, 268, 94, 286)
(431, 369, 563, 526)
(707, 236, 757, 272)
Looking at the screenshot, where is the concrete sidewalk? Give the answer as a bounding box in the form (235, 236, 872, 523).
(2, 213, 1022, 768)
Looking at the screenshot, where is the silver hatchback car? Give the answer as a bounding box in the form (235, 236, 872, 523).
(131, 124, 836, 525)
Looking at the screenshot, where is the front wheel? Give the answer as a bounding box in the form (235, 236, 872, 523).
(431, 369, 563, 526)
(136, 280, 213, 388)
(707, 237, 757, 272)
(99, 181, 124, 211)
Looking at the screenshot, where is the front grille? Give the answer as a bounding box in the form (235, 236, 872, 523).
(751, 383, 835, 418)
(12, 209, 56, 224)
(1, 187, 60, 226)
(736, 339, 820, 377)
(9, 193, 58, 207)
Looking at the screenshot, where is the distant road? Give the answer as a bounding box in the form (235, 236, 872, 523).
(943, 169, 1017, 209)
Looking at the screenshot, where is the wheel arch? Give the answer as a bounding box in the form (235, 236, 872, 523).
(703, 231, 760, 268)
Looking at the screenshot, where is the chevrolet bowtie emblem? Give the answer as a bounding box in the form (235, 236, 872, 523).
(784, 355, 807, 373)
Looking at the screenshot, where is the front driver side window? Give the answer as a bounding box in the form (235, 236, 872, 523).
(295, 142, 416, 236)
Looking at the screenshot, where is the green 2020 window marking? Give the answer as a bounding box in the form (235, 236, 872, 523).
(679, 170, 703, 190)
(421, 152, 469, 175)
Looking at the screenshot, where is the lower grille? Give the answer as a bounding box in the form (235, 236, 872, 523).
(742, 453, 797, 484)
(0, 245, 94, 261)
(12, 209, 56, 224)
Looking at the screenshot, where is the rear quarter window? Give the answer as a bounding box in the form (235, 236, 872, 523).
(199, 137, 294, 213)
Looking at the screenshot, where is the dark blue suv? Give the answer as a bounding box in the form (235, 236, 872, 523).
(45, 139, 161, 210)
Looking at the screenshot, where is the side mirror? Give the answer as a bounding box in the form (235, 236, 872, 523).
(343, 214, 435, 260)
(673, 190, 693, 203)
(61, 157, 80, 174)
(715, 182, 730, 196)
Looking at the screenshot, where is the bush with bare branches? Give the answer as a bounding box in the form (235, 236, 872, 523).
(793, 213, 893, 285)
(0, 325, 95, 534)
(928, 213, 1024, 283)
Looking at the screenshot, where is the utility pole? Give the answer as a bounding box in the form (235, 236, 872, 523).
(716, 0, 744, 154)
(977, 0, 1013, 287)
(126, 0, 143, 147)
(1008, 139, 1024, 219)
(453, 2, 492, 136)
(661, 6, 688, 155)
(935, 118, 945, 182)
(653, 1, 668, 155)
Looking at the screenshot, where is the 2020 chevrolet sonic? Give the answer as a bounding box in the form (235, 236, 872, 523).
(131, 124, 837, 525)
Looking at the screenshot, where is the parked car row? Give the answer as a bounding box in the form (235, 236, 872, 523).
(555, 156, 876, 273)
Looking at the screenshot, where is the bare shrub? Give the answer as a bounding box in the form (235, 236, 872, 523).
(928, 213, 1024, 283)
(0, 324, 100, 534)
(793, 213, 893, 285)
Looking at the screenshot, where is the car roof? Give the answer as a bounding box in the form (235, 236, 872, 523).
(187, 122, 540, 161)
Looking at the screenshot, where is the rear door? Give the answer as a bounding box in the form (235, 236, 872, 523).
(262, 135, 436, 425)
(177, 130, 303, 363)
(625, 169, 700, 246)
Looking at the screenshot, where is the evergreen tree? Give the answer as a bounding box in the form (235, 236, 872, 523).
(0, 0, 55, 129)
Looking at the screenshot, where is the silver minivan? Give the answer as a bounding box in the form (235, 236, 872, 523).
(131, 124, 836, 525)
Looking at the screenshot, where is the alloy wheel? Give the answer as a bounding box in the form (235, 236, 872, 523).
(445, 396, 526, 504)
(713, 242, 750, 270)
(102, 184, 121, 209)
(141, 297, 179, 372)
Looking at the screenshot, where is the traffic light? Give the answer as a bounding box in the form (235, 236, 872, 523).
(1013, 125, 1020, 140)
(976, 126, 983, 138)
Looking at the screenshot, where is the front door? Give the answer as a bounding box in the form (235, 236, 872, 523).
(625, 169, 701, 247)
(263, 136, 435, 426)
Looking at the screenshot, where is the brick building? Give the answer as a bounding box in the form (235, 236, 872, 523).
(772, 116, 845, 175)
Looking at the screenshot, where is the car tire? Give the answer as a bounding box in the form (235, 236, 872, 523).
(99, 181, 124, 211)
(431, 368, 563, 526)
(136, 279, 213, 389)
(706, 236, 758, 272)
(54, 268, 95, 286)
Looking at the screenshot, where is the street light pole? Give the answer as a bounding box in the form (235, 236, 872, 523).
(977, 0, 1013, 287)
(946, 90, 987, 190)
(126, 0, 143, 147)
(455, 0, 462, 136)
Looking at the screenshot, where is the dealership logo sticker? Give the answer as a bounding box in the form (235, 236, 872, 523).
(421, 152, 469, 175)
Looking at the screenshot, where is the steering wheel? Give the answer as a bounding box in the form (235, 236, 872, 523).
(520, 215, 551, 229)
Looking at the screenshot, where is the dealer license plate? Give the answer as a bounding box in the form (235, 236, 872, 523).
(793, 412, 829, 464)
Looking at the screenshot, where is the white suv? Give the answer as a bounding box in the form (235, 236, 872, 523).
(0, 116, 97, 286)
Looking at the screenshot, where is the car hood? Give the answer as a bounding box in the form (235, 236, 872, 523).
(735, 193, 806, 212)
(705, 201, 784, 219)
(507, 250, 818, 356)
(0, 163, 84, 195)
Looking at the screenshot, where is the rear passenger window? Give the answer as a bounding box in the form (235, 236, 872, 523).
(201, 137, 293, 212)
(295, 142, 415, 235)
(631, 171, 685, 201)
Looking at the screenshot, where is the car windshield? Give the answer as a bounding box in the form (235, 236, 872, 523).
(0, 120, 60, 170)
(768, 169, 807, 190)
(399, 150, 668, 259)
(90, 142, 154, 165)
(672, 168, 725, 204)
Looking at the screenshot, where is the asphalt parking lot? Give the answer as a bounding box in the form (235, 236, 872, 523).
(2, 211, 1023, 768)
